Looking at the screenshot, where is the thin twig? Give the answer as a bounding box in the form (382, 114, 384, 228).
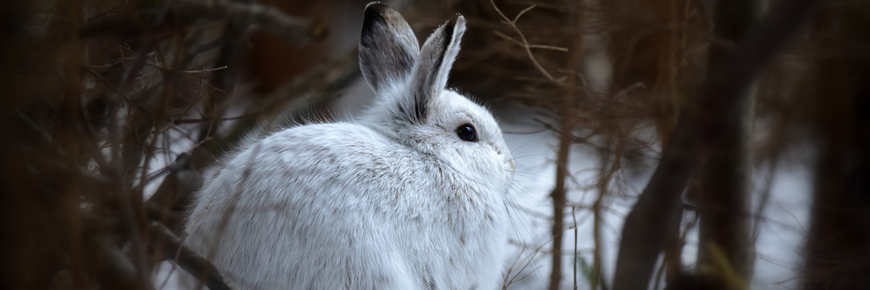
(493, 30, 569, 51)
(149, 222, 235, 290)
(490, 0, 560, 83)
(573, 207, 578, 290)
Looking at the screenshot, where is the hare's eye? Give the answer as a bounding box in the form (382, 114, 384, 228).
(456, 124, 477, 142)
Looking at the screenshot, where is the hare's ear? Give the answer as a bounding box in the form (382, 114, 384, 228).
(359, 3, 420, 93)
(405, 15, 466, 124)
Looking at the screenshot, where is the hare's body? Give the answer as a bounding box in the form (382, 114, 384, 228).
(183, 3, 514, 290)
(186, 120, 507, 289)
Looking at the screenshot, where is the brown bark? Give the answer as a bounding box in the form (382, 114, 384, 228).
(801, 6, 870, 289)
(696, 0, 757, 284)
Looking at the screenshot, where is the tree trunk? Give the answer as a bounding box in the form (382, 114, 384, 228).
(602, 1, 688, 284)
(801, 5, 870, 289)
(696, 0, 757, 284)
(611, 1, 820, 289)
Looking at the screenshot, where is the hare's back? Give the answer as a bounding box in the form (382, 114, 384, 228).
(185, 122, 419, 289)
(240, 122, 418, 205)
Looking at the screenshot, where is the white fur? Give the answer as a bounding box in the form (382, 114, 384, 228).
(182, 4, 514, 290)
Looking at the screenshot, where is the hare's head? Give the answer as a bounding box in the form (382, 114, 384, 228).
(359, 3, 514, 189)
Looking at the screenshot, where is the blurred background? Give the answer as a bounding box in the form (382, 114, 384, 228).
(1, 0, 868, 289)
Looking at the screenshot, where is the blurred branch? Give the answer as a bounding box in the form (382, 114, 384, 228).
(62, 0, 86, 286)
(89, 234, 138, 288)
(149, 222, 235, 290)
(593, 135, 622, 290)
(612, 0, 822, 289)
(173, 1, 328, 47)
(80, 1, 329, 47)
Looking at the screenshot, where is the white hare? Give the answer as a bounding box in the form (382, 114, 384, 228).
(182, 3, 515, 290)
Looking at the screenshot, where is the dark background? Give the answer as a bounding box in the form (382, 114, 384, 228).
(1, 0, 868, 289)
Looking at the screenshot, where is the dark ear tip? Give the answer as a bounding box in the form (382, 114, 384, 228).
(362, 3, 385, 35)
(362, 2, 397, 34)
(364, 2, 391, 20)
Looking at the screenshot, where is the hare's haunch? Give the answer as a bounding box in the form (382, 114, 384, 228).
(183, 3, 515, 289)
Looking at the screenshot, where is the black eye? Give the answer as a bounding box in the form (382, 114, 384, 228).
(456, 124, 477, 142)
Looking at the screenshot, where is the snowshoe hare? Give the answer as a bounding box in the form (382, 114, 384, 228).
(182, 3, 515, 289)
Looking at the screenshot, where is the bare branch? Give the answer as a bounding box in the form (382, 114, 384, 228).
(81, 2, 328, 47)
(149, 222, 235, 290)
(490, 0, 560, 83)
(173, 1, 328, 47)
